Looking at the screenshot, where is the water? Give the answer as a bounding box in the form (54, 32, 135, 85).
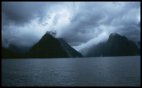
(2, 56, 140, 86)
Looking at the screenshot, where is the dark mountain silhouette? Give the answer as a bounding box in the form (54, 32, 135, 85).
(2, 44, 29, 58)
(8, 44, 29, 54)
(2, 33, 82, 58)
(136, 41, 141, 49)
(86, 33, 140, 57)
(58, 38, 82, 57)
(2, 47, 21, 58)
(27, 32, 82, 58)
(2, 32, 139, 58)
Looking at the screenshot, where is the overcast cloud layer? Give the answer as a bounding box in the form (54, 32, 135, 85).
(2, 2, 140, 55)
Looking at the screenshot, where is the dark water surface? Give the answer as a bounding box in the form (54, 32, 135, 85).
(2, 56, 140, 86)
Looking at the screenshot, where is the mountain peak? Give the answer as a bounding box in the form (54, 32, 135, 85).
(28, 32, 82, 58)
(86, 33, 139, 57)
(108, 33, 128, 43)
(109, 33, 121, 37)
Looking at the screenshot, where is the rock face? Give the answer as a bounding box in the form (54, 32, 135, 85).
(27, 33, 82, 58)
(86, 33, 139, 57)
(58, 38, 82, 57)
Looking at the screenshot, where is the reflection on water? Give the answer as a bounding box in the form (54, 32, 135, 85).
(2, 56, 140, 86)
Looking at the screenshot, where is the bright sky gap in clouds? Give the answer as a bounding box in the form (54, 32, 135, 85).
(2, 2, 140, 54)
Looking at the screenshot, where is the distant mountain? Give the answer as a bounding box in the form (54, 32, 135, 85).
(2, 44, 30, 58)
(86, 33, 140, 57)
(2, 47, 21, 58)
(136, 41, 141, 54)
(135, 41, 141, 49)
(27, 33, 82, 58)
(2, 33, 82, 58)
(8, 44, 29, 54)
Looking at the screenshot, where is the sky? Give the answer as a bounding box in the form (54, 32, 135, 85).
(2, 2, 140, 55)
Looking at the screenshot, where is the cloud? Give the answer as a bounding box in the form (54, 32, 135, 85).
(2, 2, 60, 25)
(2, 2, 41, 25)
(2, 2, 140, 55)
(55, 2, 140, 51)
(2, 2, 59, 48)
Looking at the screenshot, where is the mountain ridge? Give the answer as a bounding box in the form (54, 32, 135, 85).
(2, 32, 82, 58)
(86, 33, 140, 57)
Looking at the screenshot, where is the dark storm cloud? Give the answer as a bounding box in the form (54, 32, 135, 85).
(2, 2, 58, 48)
(2, 2, 57, 25)
(117, 23, 140, 41)
(2, 2, 140, 55)
(56, 2, 140, 49)
(56, 3, 106, 45)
